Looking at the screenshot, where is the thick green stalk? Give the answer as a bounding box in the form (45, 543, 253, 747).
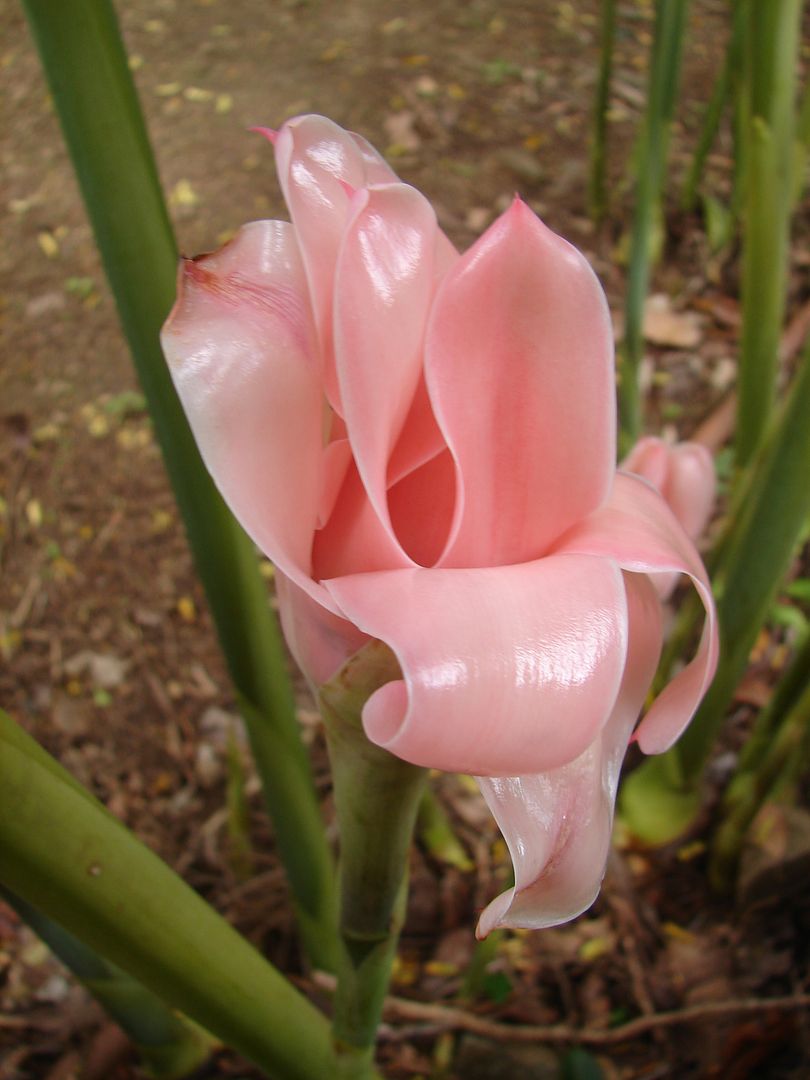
(319, 643, 427, 1078)
(21, 0, 336, 969)
(735, 0, 802, 467)
(1, 885, 213, 1079)
(0, 711, 333, 1079)
(588, 0, 617, 223)
(621, 343, 810, 843)
(618, 0, 690, 449)
(681, 3, 743, 212)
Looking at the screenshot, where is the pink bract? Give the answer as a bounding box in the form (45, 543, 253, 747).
(161, 115, 718, 936)
(622, 435, 716, 543)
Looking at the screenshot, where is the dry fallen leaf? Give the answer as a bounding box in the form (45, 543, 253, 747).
(643, 293, 703, 349)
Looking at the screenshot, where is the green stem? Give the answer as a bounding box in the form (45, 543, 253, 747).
(319, 643, 427, 1077)
(621, 342, 810, 843)
(681, 3, 743, 212)
(618, 0, 690, 449)
(21, 0, 336, 970)
(459, 929, 504, 1002)
(417, 788, 474, 871)
(710, 630, 810, 886)
(0, 711, 333, 1079)
(588, 0, 617, 224)
(735, 0, 802, 468)
(1, 885, 213, 1080)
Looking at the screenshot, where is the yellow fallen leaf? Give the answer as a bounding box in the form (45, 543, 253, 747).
(170, 179, 199, 208)
(579, 936, 611, 962)
(37, 231, 59, 258)
(88, 414, 110, 438)
(151, 509, 173, 533)
(184, 86, 214, 102)
(25, 499, 43, 528)
(177, 595, 196, 622)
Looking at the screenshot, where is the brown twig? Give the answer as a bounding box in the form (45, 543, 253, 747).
(310, 973, 810, 1047)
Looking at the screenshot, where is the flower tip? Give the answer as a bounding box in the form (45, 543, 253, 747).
(250, 125, 278, 146)
(503, 193, 534, 229)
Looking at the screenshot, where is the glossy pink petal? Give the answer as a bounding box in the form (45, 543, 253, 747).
(622, 436, 715, 541)
(312, 459, 412, 581)
(324, 554, 628, 776)
(387, 448, 456, 567)
(161, 220, 335, 611)
(476, 573, 662, 936)
(271, 115, 400, 410)
(335, 183, 453, 553)
(318, 438, 353, 527)
(552, 472, 719, 753)
(426, 198, 615, 568)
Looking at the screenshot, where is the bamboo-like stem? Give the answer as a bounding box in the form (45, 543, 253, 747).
(618, 0, 690, 449)
(621, 342, 810, 843)
(0, 886, 213, 1079)
(680, 4, 743, 212)
(588, 0, 617, 223)
(0, 711, 333, 1080)
(21, 0, 336, 970)
(319, 643, 427, 1077)
(735, 0, 802, 468)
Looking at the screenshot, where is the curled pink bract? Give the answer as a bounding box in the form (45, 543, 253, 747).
(161, 115, 718, 936)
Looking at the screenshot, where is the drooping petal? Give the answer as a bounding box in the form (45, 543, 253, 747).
(622, 436, 715, 541)
(426, 198, 615, 568)
(275, 571, 370, 688)
(551, 471, 719, 753)
(271, 115, 400, 411)
(161, 220, 337, 611)
(324, 554, 628, 776)
(334, 183, 453, 555)
(476, 572, 662, 936)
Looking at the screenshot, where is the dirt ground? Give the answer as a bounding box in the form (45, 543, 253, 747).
(2, 0, 809, 1077)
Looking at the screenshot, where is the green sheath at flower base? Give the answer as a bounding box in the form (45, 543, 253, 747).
(0, 710, 333, 1080)
(1, 886, 213, 1080)
(319, 642, 427, 1078)
(21, 0, 336, 970)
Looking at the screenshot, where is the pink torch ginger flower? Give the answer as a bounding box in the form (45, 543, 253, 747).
(622, 435, 716, 544)
(622, 436, 716, 600)
(161, 116, 718, 937)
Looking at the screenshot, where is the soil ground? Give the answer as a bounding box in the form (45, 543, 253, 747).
(1, 1, 809, 1077)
